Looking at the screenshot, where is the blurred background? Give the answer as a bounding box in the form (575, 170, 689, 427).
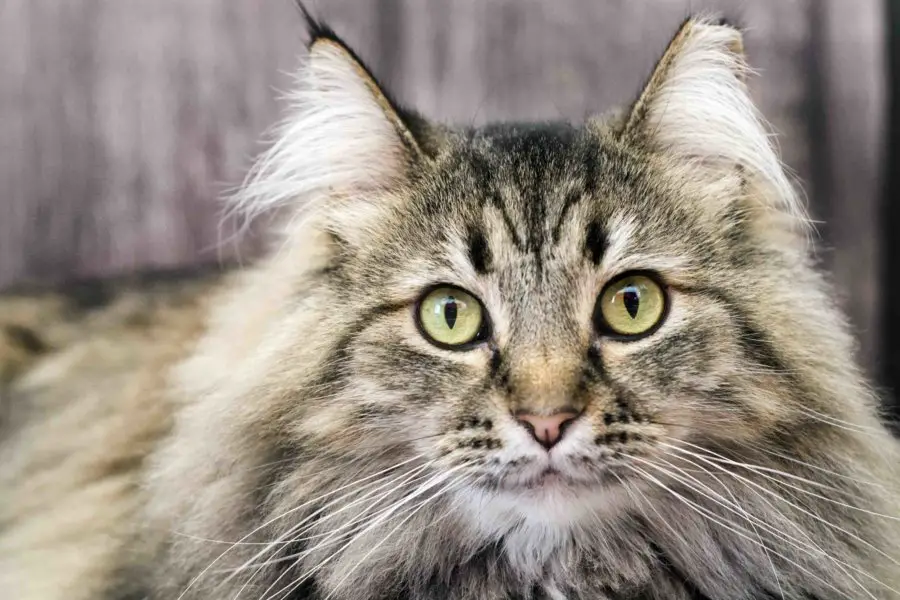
(1, 0, 898, 414)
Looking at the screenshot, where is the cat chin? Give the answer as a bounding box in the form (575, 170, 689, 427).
(450, 476, 634, 576)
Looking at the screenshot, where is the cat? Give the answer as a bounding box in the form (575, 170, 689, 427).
(2, 8, 899, 600)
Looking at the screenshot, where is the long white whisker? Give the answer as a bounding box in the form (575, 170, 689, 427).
(796, 406, 883, 435)
(665, 440, 900, 523)
(319, 474, 470, 600)
(658, 443, 900, 593)
(611, 469, 714, 568)
(229, 461, 437, 597)
(640, 451, 879, 595)
(659, 449, 824, 549)
(176, 454, 426, 600)
(624, 463, 864, 600)
(263, 465, 469, 600)
(741, 440, 895, 493)
(225, 464, 438, 580)
(646, 452, 785, 599)
(628, 454, 832, 562)
(663, 443, 900, 560)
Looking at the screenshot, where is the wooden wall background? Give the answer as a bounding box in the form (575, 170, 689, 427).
(0, 0, 888, 378)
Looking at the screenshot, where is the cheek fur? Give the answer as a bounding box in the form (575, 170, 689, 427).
(599, 291, 733, 396)
(595, 291, 793, 444)
(333, 310, 504, 455)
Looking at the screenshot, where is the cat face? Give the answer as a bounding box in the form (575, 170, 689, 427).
(308, 124, 794, 515)
(232, 16, 813, 526)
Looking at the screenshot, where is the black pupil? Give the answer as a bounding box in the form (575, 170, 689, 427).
(444, 297, 458, 329)
(623, 287, 640, 319)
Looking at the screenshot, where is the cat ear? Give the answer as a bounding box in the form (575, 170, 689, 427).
(233, 10, 428, 226)
(617, 17, 804, 225)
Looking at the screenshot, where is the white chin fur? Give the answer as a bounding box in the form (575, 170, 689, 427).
(451, 465, 632, 578)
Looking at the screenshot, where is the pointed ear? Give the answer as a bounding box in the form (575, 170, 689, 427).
(233, 11, 433, 228)
(618, 17, 805, 225)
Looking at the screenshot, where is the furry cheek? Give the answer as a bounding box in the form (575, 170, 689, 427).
(595, 290, 772, 443)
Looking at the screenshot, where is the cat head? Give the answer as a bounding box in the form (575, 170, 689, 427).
(220, 9, 872, 563)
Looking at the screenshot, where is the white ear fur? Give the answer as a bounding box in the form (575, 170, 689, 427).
(621, 18, 807, 229)
(230, 38, 420, 227)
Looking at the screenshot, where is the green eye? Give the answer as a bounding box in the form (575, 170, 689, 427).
(596, 273, 667, 337)
(417, 286, 485, 348)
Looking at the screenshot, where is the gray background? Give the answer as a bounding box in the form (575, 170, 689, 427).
(0, 0, 885, 372)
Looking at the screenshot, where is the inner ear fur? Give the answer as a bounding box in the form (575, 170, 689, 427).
(614, 16, 808, 233)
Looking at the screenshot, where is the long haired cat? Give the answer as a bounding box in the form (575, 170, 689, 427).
(2, 10, 899, 600)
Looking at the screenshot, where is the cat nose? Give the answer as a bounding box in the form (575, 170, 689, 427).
(515, 411, 580, 449)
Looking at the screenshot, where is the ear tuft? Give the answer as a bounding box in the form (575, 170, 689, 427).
(295, 1, 338, 49)
(230, 11, 427, 228)
(621, 17, 748, 138)
(619, 16, 807, 231)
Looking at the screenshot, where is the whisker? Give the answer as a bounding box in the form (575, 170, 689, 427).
(641, 451, 875, 593)
(224, 464, 439, 580)
(663, 437, 868, 499)
(659, 448, 824, 550)
(227, 461, 438, 597)
(796, 406, 884, 435)
(657, 443, 900, 592)
(624, 463, 865, 600)
(263, 465, 469, 600)
(319, 474, 471, 600)
(647, 452, 785, 598)
(739, 440, 897, 493)
(666, 439, 900, 522)
(613, 465, 731, 568)
(251, 468, 459, 599)
(628, 453, 830, 561)
(176, 454, 427, 600)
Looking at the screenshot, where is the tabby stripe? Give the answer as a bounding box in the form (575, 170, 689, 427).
(551, 143, 598, 244)
(586, 344, 607, 381)
(311, 301, 408, 391)
(584, 219, 607, 265)
(467, 150, 526, 253)
(522, 170, 547, 274)
(488, 347, 512, 394)
(551, 189, 583, 243)
(490, 191, 527, 252)
(467, 225, 492, 274)
(677, 285, 789, 375)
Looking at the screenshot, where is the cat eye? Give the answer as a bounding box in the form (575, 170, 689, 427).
(595, 273, 667, 338)
(417, 286, 487, 349)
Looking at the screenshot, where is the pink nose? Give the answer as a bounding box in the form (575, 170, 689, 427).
(516, 411, 580, 449)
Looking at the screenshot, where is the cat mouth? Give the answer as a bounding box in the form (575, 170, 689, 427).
(497, 466, 591, 491)
(481, 455, 631, 492)
(523, 467, 565, 487)
(538, 468, 598, 491)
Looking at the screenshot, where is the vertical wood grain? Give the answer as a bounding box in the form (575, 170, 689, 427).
(814, 0, 886, 371)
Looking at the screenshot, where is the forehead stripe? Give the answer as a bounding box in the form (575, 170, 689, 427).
(585, 220, 607, 265)
(467, 226, 492, 274)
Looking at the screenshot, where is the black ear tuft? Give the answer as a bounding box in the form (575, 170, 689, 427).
(292, 2, 389, 104)
(292, 1, 442, 159)
(714, 15, 745, 31)
(294, 2, 342, 48)
(678, 13, 744, 33)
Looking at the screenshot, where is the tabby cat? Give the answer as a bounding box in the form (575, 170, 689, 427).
(2, 10, 899, 600)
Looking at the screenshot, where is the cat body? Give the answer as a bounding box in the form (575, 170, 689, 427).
(2, 12, 899, 600)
